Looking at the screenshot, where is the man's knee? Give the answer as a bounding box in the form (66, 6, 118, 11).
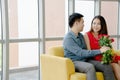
(74, 61, 96, 73)
(85, 64, 95, 72)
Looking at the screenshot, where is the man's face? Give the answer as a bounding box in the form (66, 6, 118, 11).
(76, 18, 84, 32)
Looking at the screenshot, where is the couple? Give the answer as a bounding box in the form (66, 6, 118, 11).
(63, 13, 120, 80)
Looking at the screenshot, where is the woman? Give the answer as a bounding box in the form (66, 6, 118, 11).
(84, 15, 120, 80)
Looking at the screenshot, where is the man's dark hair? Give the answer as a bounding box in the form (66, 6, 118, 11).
(69, 13, 84, 28)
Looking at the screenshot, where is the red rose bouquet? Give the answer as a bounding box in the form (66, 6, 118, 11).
(99, 34, 114, 64)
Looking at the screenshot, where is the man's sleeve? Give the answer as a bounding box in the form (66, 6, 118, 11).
(63, 37, 101, 58)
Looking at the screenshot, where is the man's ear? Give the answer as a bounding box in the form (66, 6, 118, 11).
(75, 21, 78, 25)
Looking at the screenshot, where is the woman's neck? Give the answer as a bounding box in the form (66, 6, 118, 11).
(94, 32, 98, 35)
(92, 32, 99, 38)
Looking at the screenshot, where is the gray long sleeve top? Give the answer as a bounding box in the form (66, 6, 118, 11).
(63, 30, 101, 61)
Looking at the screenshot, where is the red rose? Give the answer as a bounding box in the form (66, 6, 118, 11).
(94, 54, 102, 61)
(113, 55, 120, 63)
(111, 38, 114, 42)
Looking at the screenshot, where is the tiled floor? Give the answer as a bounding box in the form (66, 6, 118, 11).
(9, 70, 39, 80)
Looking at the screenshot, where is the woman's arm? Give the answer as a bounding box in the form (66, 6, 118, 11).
(84, 33, 91, 50)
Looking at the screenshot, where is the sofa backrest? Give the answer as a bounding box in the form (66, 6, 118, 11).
(48, 46, 64, 57)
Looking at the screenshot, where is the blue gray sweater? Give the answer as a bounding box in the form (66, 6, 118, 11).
(63, 30, 101, 61)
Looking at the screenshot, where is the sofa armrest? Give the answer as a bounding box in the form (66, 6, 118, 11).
(113, 50, 120, 56)
(40, 54, 75, 80)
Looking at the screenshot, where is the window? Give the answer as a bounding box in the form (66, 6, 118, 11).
(75, 0, 94, 34)
(45, 0, 65, 37)
(45, 0, 65, 52)
(101, 1, 118, 35)
(0, 5, 2, 80)
(0, 0, 120, 80)
(9, 42, 38, 67)
(45, 41, 63, 53)
(101, 1, 119, 49)
(9, 0, 38, 39)
(8, 0, 39, 79)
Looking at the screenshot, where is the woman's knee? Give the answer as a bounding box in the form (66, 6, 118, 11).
(104, 64, 113, 72)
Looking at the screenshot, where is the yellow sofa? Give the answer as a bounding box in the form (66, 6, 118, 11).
(40, 46, 104, 80)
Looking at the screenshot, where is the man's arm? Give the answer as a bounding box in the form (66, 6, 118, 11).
(63, 37, 101, 58)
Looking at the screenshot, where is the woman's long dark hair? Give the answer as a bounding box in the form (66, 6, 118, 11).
(90, 15, 108, 35)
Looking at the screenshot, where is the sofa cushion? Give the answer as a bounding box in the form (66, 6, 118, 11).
(70, 72, 104, 80)
(96, 72, 104, 80)
(70, 72, 86, 80)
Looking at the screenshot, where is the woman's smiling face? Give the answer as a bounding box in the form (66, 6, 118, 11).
(92, 18, 101, 33)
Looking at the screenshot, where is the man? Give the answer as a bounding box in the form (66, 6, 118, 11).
(63, 13, 115, 80)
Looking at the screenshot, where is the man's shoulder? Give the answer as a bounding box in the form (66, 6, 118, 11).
(64, 31, 73, 38)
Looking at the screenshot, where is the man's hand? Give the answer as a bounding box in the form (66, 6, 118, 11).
(100, 46, 110, 53)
